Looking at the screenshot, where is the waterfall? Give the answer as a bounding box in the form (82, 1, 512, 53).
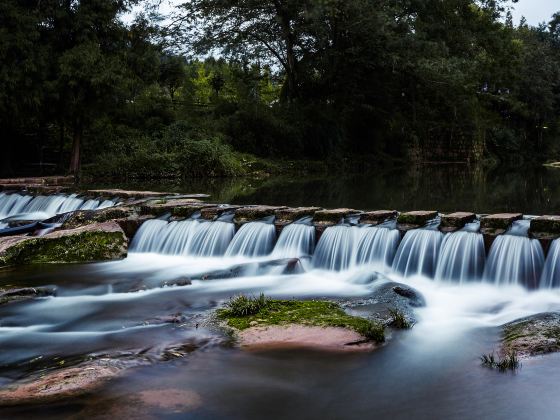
(272, 222, 315, 259)
(0, 192, 115, 224)
(392, 229, 443, 278)
(160, 220, 200, 255)
(434, 231, 486, 283)
(355, 226, 400, 268)
(483, 220, 544, 288)
(129, 219, 172, 253)
(189, 221, 235, 256)
(312, 226, 359, 271)
(225, 222, 277, 257)
(540, 239, 560, 288)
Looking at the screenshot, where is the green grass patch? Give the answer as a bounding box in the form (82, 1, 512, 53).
(480, 351, 521, 372)
(388, 308, 413, 329)
(218, 295, 384, 343)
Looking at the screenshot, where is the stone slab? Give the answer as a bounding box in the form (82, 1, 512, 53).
(359, 210, 397, 225)
(480, 213, 523, 235)
(440, 212, 477, 232)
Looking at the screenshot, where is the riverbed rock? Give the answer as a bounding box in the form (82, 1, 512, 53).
(439, 212, 477, 232)
(359, 210, 397, 225)
(397, 211, 438, 230)
(0, 359, 125, 406)
(0, 221, 127, 267)
(501, 312, 560, 358)
(61, 206, 136, 229)
(0, 286, 56, 305)
(238, 325, 377, 352)
(85, 189, 180, 199)
(314, 208, 358, 225)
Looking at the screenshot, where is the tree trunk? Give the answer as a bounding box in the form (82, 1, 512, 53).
(58, 120, 65, 171)
(273, 0, 298, 101)
(69, 119, 82, 177)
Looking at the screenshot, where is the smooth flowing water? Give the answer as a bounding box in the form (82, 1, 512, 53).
(3, 171, 560, 418)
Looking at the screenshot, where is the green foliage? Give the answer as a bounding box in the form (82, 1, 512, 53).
(218, 295, 385, 343)
(480, 351, 521, 372)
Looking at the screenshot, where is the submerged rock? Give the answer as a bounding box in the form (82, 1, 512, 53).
(501, 312, 560, 358)
(0, 359, 125, 406)
(0, 286, 56, 305)
(0, 221, 127, 267)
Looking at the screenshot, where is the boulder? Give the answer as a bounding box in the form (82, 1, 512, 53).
(0, 286, 56, 305)
(480, 213, 522, 235)
(439, 212, 477, 232)
(501, 312, 560, 358)
(0, 221, 127, 267)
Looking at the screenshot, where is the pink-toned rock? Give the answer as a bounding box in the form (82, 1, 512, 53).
(238, 325, 376, 352)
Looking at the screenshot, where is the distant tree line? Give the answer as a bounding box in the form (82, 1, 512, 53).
(1, 0, 559, 178)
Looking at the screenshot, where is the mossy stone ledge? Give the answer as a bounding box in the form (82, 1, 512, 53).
(200, 205, 241, 221)
(439, 212, 477, 232)
(502, 312, 560, 358)
(0, 221, 127, 267)
(233, 205, 287, 225)
(530, 216, 560, 240)
(397, 211, 438, 230)
(139, 198, 212, 218)
(480, 213, 523, 235)
(359, 210, 397, 226)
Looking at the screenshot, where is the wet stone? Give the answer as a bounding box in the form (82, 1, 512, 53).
(359, 210, 397, 225)
(397, 211, 438, 229)
(314, 208, 358, 225)
(275, 207, 322, 225)
(234, 205, 287, 224)
(480, 213, 523, 235)
(200, 205, 241, 220)
(530, 216, 560, 240)
(440, 212, 477, 232)
(139, 198, 212, 218)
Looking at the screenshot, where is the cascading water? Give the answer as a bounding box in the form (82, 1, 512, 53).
(392, 228, 443, 278)
(312, 225, 359, 271)
(0, 192, 116, 226)
(271, 219, 316, 259)
(483, 220, 544, 288)
(225, 222, 277, 257)
(355, 226, 400, 269)
(540, 239, 560, 288)
(189, 221, 236, 256)
(434, 229, 486, 283)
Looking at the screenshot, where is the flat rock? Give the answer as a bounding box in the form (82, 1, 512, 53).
(200, 205, 240, 220)
(440, 212, 477, 232)
(397, 211, 438, 229)
(0, 176, 74, 186)
(314, 208, 358, 225)
(234, 205, 287, 224)
(0, 359, 124, 406)
(480, 213, 523, 235)
(238, 325, 376, 352)
(140, 198, 212, 218)
(0, 221, 127, 267)
(86, 189, 177, 198)
(502, 312, 560, 358)
(359, 210, 397, 225)
(530, 216, 560, 240)
(275, 207, 322, 224)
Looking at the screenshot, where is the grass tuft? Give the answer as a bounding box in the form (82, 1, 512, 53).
(388, 308, 412, 329)
(224, 293, 269, 317)
(481, 351, 521, 372)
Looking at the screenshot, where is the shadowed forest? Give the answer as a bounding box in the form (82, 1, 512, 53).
(1, 0, 560, 179)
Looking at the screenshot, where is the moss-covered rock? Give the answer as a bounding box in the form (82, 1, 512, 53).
(200, 205, 240, 220)
(0, 222, 127, 267)
(61, 207, 136, 229)
(501, 312, 560, 358)
(218, 297, 384, 343)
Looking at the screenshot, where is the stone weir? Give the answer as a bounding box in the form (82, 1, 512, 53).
(1, 190, 560, 267)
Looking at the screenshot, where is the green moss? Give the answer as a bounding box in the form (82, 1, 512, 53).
(397, 212, 438, 226)
(218, 298, 385, 343)
(0, 231, 126, 267)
